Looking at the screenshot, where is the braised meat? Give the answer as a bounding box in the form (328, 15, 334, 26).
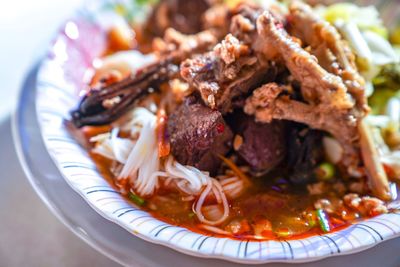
(167, 97, 233, 174)
(242, 11, 390, 199)
(288, 1, 368, 111)
(71, 57, 177, 127)
(245, 12, 363, 172)
(245, 82, 361, 172)
(227, 111, 286, 173)
(71, 29, 218, 127)
(181, 34, 278, 113)
(286, 126, 323, 185)
(145, 0, 210, 36)
(71, 0, 391, 203)
(180, 3, 286, 113)
(153, 28, 217, 57)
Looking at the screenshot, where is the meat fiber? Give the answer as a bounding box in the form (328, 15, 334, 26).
(288, 1, 368, 111)
(145, 0, 210, 36)
(227, 111, 286, 173)
(71, 29, 218, 127)
(245, 12, 364, 174)
(286, 125, 323, 184)
(167, 97, 233, 174)
(181, 34, 278, 113)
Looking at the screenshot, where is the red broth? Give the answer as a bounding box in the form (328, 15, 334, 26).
(89, 151, 363, 241)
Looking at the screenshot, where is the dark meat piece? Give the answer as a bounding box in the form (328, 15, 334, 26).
(245, 83, 361, 176)
(286, 125, 323, 185)
(167, 97, 233, 174)
(181, 34, 278, 113)
(227, 111, 286, 173)
(250, 11, 390, 200)
(244, 11, 368, 179)
(145, 0, 210, 36)
(71, 30, 218, 127)
(71, 56, 177, 127)
(180, 3, 285, 113)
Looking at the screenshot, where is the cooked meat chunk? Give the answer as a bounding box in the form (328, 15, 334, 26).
(72, 30, 218, 127)
(153, 28, 218, 58)
(227, 112, 286, 173)
(245, 9, 390, 199)
(244, 12, 367, 171)
(288, 1, 368, 111)
(145, 0, 210, 36)
(257, 12, 354, 109)
(245, 83, 361, 175)
(181, 34, 278, 113)
(168, 97, 233, 174)
(286, 125, 323, 184)
(229, 3, 263, 43)
(71, 57, 177, 127)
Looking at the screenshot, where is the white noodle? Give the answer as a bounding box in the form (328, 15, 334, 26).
(92, 130, 135, 164)
(97, 107, 244, 226)
(194, 179, 229, 226)
(220, 176, 245, 199)
(118, 108, 160, 196)
(212, 185, 222, 204)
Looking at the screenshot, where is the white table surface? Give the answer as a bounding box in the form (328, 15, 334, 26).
(0, 0, 116, 266)
(1, 1, 400, 267)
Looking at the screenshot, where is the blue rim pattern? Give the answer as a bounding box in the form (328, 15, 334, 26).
(34, 0, 400, 263)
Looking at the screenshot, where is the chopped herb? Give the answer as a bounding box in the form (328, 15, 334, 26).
(316, 209, 331, 233)
(316, 162, 335, 181)
(128, 192, 146, 206)
(188, 212, 196, 219)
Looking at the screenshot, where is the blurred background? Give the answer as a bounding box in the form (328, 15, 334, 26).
(0, 0, 116, 265)
(1, 0, 400, 266)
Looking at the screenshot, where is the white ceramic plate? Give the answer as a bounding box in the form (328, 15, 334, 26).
(33, 0, 400, 264)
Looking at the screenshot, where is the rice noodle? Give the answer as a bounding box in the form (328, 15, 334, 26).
(220, 176, 245, 199)
(94, 107, 244, 225)
(118, 108, 160, 196)
(194, 179, 230, 225)
(91, 130, 135, 164)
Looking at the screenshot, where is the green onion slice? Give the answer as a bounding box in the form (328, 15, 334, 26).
(128, 192, 146, 206)
(316, 209, 331, 233)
